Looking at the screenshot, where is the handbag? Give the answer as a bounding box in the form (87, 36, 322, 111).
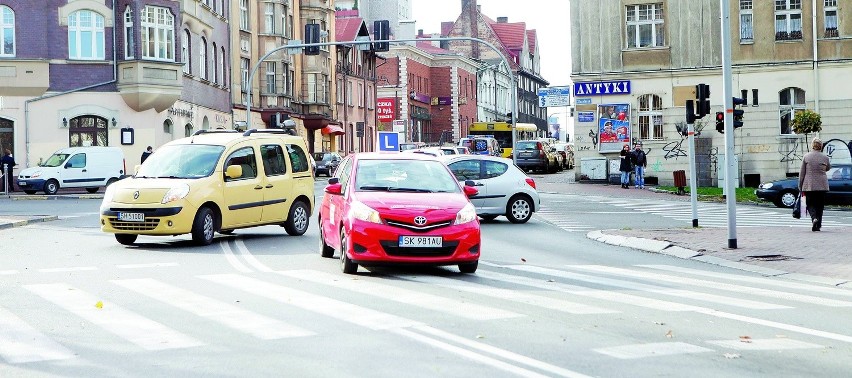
(792, 193, 801, 219)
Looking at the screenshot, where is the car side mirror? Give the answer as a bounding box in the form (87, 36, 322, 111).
(64, 162, 72, 169)
(463, 185, 479, 197)
(325, 183, 343, 195)
(225, 165, 243, 179)
(550, 147, 556, 152)
(328, 177, 339, 185)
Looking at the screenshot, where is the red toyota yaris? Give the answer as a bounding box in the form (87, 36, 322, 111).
(318, 153, 481, 274)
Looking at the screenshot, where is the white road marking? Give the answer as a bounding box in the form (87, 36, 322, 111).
(116, 262, 180, 269)
(112, 278, 314, 339)
(24, 283, 203, 350)
(38, 266, 98, 273)
(0, 306, 75, 363)
(0, 270, 17, 275)
(219, 240, 252, 273)
(234, 239, 274, 272)
(594, 342, 713, 359)
(706, 338, 823, 351)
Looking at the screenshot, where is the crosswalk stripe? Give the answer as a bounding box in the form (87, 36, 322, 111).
(0, 306, 75, 363)
(706, 338, 822, 351)
(199, 274, 421, 330)
(112, 278, 315, 339)
(564, 265, 852, 307)
(116, 262, 180, 269)
(0, 270, 17, 275)
(594, 342, 713, 359)
(397, 274, 619, 315)
(501, 265, 790, 310)
(278, 270, 521, 320)
(234, 239, 274, 272)
(24, 283, 203, 350)
(219, 240, 253, 273)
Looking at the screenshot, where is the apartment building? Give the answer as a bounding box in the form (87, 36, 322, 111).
(571, 0, 852, 185)
(334, 12, 378, 153)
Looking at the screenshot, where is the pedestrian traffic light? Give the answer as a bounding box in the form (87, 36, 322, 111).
(732, 96, 746, 129)
(695, 84, 710, 118)
(305, 24, 320, 55)
(685, 99, 696, 124)
(715, 111, 724, 134)
(373, 20, 390, 52)
(506, 112, 513, 124)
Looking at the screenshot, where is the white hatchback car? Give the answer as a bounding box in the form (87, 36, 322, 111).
(441, 154, 540, 223)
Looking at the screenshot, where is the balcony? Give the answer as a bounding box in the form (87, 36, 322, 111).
(117, 61, 183, 113)
(0, 60, 50, 96)
(775, 31, 803, 41)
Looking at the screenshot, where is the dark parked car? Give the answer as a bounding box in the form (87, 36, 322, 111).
(312, 152, 342, 177)
(513, 140, 559, 173)
(756, 164, 852, 208)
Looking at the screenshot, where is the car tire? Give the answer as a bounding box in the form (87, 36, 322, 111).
(339, 228, 358, 274)
(115, 234, 138, 245)
(43, 179, 59, 195)
(479, 215, 498, 222)
(459, 261, 478, 274)
(191, 207, 216, 246)
(506, 195, 533, 224)
(777, 190, 798, 208)
(319, 221, 334, 258)
(86, 187, 99, 193)
(24, 190, 37, 195)
(284, 200, 310, 236)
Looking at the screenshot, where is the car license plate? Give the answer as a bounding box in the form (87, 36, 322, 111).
(521, 152, 532, 157)
(118, 212, 145, 222)
(17, 181, 27, 186)
(399, 236, 442, 248)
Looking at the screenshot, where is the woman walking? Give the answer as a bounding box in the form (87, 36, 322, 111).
(799, 138, 831, 231)
(619, 144, 633, 189)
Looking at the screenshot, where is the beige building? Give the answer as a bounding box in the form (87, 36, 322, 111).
(570, 0, 852, 186)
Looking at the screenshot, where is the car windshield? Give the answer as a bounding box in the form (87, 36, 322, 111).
(41, 153, 70, 167)
(136, 144, 226, 179)
(354, 159, 461, 193)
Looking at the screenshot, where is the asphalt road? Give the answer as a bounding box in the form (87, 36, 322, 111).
(2, 176, 852, 377)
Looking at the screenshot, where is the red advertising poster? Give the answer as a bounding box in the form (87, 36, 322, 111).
(377, 98, 395, 122)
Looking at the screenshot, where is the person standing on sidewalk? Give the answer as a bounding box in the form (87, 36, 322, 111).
(632, 144, 647, 189)
(799, 137, 830, 232)
(141, 146, 154, 164)
(619, 144, 633, 189)
(1, 149, 15, 192)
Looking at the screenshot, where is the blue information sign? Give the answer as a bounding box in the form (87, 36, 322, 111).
(377, 131, 400, 151)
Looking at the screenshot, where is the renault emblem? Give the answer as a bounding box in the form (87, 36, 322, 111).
(414, 216, 427, 226)
(133, 191, 139, 200)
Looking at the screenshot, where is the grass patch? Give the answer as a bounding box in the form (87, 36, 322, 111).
(656, 185, 760, 203)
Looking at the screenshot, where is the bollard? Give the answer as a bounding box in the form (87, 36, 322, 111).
(2, 163, 6, 194)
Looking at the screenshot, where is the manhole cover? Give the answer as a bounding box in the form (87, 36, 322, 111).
(743, 254, 802, 262)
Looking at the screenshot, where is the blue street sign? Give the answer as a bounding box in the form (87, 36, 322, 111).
(377, 131, 400, 151)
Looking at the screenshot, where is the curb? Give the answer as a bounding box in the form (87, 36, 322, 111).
(0, 215, 59, 230)
(5, 194, 103, 201)
(586, 229, 852, 289)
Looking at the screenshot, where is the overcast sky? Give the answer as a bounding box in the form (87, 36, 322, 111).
(409, 0, 572, 87)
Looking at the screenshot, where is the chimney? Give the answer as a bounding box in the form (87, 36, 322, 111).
(497, 17, 508, 23)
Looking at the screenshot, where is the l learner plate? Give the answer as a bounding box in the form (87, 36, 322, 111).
(399, 236, 442, 248)
(118, 212, 145, 222)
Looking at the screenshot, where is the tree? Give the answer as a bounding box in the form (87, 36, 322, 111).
(791, 109, 822, 135)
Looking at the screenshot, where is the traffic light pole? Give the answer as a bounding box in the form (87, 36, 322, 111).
(720, 0, 738, 248)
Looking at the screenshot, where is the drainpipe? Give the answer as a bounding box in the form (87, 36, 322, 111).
(812, 0, 820, 115)
(23, 0, 119, 167)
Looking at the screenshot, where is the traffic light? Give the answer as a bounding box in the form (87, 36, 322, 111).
(732, 96, 746, 129)
(373, 20, 390, 52)
(305, 24, 320, 55)
(505, 112, 513, 124)
(685, 99, 696, 124)
(695, 84, 710, 118)
(715, 111, 725, 134)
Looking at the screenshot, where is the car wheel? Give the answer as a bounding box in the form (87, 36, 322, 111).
(43, 179, 59, 195)
(480, 215, 498, 222)
(24, 190, 37, 195)
(115, 234, 137, 245)
(777, 190, 798, 208)
(339, 228, 358, 274)
(191, 207, 216, 246)
(459, 261, 478, 274)
(506, 195, 533, 224)
(86, 187, 99, 193)
(319, 221, 334, 258)
(284, 200, 310, 236)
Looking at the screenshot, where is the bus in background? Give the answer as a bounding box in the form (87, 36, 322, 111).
(468, 122, 538, 158)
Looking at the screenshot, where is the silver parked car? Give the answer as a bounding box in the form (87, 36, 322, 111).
(441, 154, 540, 223)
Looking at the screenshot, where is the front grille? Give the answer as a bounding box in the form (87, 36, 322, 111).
(108, 217, 160, 231)
(380, 240, 459, 257)
(385, 220, 453, 233)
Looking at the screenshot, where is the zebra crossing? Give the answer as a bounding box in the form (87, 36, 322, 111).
(3, 262, 852, 370)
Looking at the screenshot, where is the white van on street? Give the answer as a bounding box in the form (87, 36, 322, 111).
(17, 146, 126, 194)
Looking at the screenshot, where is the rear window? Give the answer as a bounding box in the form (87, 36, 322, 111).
(516, 141, 538, 150)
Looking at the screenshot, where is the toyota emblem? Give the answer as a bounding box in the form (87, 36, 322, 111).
(413, 216, 427, 226)
(133, 191, 139, 200)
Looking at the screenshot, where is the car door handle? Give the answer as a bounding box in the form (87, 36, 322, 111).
(82, 169, 87, 172)
(265, 184, 274, 188)
(254, 185, 263, 190)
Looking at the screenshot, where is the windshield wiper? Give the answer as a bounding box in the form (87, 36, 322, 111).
(359, 185, 391, 191)
(388, 187, 433, 193)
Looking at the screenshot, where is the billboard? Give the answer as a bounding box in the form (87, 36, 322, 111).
(597, 103, 630, 153)
(377, 98, 395, 122)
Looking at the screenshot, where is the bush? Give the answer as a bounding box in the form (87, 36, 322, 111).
(791, 110, 822, 134)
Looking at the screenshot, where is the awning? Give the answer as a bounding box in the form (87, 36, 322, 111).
(322, 125, 345, 135)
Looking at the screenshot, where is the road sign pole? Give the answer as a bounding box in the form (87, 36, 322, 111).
(720, 0, 738, 248)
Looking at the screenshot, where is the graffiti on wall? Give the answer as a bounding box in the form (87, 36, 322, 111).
(823, 139, 852, 165)
(588, 129, 598, 147)
(662, 137, 688, 160)
(746, 144, 771, 153)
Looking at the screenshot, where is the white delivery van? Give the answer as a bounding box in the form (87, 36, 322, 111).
(17, 146, 126, 195)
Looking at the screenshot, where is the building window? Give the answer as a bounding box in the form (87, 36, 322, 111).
(282, 62, 291, 96)
(240, 0, 249, 30)
(241, 58, 250, 92)
(825, 0, 838, 38)
(265, 61, 277, 94)
(123, 7, 134, 59)
(221, 47, 227, 88)
(775, 0, 803, 41)
(625, 4, 664, 49)
(182, 30, 190, 74)
(212, 42, 218, 84)
(69, 116, 108, 147)
(281, 4, 289, 37)
(337, 79, 344, 103)
(185, 124, 193, 137)
(0, 6, 14, 56)
(739, 0, 753, 42)
(68, 10, 105, 60)
(163, 119, 172, 136)
(779, 87, 806, 135)
(638, 94, 663, 140)
(358, 83, 364, 107)
(199, 37, 207, 80)
(264, 3, 275, 34)
(347, 80, 353, 106)
(141, 6, 174, 60)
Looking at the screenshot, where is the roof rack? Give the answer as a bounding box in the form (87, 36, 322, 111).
(242, 128, 298, 136)
(193, 129, 239, 136)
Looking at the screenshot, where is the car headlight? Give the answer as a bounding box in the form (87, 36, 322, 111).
(759, 183, 774, 189)
(100, 184, 116, 211)
(161, 184, 190, 204)
(455, 203, 478, 225)
(349, 201, 382, 224)
(30, 170, 42, 178)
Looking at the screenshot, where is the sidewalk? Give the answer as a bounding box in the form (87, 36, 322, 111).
(535, 176, 852, 288)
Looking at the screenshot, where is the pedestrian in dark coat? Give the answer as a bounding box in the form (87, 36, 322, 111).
(141, 146, 153, 163)
(631, 144, 648, 189)
(1, 149, 16, 192)
(799, 138, 831, 231)
(619, 144, 633, 189)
